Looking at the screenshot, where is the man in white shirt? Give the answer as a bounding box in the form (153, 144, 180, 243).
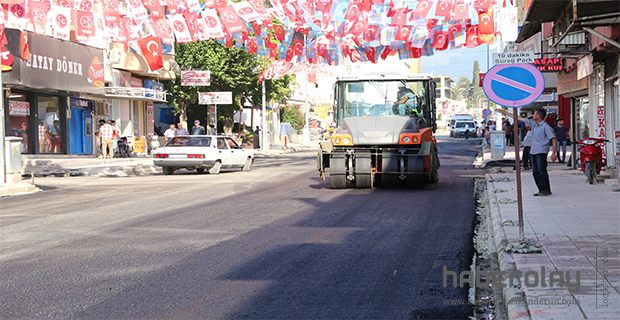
(99, 121, 117, 159)
(164, 124, 176, 142)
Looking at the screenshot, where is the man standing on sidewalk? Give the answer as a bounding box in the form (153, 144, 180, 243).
(553, 119, 570, 163)
(530, 109, 557, 196)
(99, 121, 117, 159)
(191, 120, 206, 135)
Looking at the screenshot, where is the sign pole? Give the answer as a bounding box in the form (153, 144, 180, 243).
(261, 80, 267, 151)
(513, 108, 525, 240)
(0, 70, 5, 184)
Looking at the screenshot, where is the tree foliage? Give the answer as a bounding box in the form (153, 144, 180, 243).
(280, 105, 305, 132)
(164, 40, 293, 124)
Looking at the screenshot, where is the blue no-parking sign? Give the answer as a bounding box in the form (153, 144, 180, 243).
(482, 63, 544, 108)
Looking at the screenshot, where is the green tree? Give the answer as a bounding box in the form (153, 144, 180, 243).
(470, 60, 484, 109)
(280, 105, 305, 132)
(164, 40, 293, 125)
(453, 76, 472, 101)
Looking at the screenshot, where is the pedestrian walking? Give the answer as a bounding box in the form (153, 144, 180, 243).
(464, 123, 470, 139)
(99, 120, 117, 159)
(176, 122, 189, 136)
(522, 124, 532, 170)
(553, 119, 570, 163)
(191, 120, 206, 135)
(530, 108, 557, 196)
(164, 124, 176, 142)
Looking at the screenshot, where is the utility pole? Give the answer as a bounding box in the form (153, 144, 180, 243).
(261, 80, 268, 151)
(0, 68, 6, 184)
(302, 71, 310, 145)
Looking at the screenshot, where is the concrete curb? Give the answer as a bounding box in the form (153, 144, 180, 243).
(0, 182, 41, 197)
(484, 174, 531, 320)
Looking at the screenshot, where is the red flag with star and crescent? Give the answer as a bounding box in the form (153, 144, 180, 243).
(138, 35, 163, 71)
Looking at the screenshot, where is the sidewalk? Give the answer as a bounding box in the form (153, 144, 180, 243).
(22, 156, 159, 177)
(0, 182, 40, 197)
(485, 169, 620, 319)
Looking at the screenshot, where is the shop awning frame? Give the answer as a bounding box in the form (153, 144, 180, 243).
(104, 87, 167, 102)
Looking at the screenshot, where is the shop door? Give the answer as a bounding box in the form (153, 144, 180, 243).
(68, 107, 94, 154)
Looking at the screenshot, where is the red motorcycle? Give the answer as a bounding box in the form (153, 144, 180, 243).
(578, 137, 608, 184)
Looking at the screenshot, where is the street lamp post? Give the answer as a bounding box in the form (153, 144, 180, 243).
(0, 69, 6, 184)
(261, 79, 268, 151)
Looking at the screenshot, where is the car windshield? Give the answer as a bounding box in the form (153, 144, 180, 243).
(336, 80, 429, 122)
(456, 122, 475, 128)
(166, 136, 212, 147)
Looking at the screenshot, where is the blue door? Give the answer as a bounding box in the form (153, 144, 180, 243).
(68, 99, 94, 155)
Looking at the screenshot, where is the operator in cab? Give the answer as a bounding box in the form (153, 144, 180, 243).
(394, 83, 420, 117)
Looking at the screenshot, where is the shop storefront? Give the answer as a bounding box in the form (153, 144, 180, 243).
(2, 28, 105, 155)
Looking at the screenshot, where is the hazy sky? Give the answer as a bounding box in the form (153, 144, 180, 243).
(421, 44, 492, 81)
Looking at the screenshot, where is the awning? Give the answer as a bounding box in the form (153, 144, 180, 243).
(516, 0, 620, 43)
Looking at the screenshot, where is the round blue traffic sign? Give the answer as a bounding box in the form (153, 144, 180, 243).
(482, 63, 544, 108)
(482, 108, 491, 117)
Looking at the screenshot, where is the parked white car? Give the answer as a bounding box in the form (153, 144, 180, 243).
(152, 135, 254, 175)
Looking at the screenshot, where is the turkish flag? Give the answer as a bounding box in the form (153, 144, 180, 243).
(465, 25, 481, 48)
(474, 0, 493, 12)
(19, 30, 30, 60)
(432, 30, 448, 50)
(413, 0, 432, 19)
(395, 26, 412, 42)
(391, 9, 407, 26)
(435, 0, 453, 19)
(364, 25, 379, 42)
(478, 10, 494, 34)
(75, 10, 95, 38)
(138, 35, 163, 71)
(452, 0, 469, 20)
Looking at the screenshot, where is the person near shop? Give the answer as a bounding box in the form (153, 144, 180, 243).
(176, 122, 190, 136)
(553, 119, 570, 163)
(530, 108, 557, 196)
(38, 122, 51, 153)
(96, 119, 106, 157)
(522, 124, 532, 170)
(191, 120, 206, 135)
(164, 124, 176, 142)
(109, 120, 120, 155)
(99, 121, 117, 159)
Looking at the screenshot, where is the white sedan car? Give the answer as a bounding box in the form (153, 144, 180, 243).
(153, 135, 254, 175)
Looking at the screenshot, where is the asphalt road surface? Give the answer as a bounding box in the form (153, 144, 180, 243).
(0, 137, 482, 319)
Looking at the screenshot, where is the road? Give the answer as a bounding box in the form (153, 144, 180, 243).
(0, 138, 482, 319)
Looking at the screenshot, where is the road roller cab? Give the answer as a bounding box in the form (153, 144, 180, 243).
(318, 74, 440, 188)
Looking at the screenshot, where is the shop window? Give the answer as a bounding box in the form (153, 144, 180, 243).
(37, 95, 62, 153)
(576, 97, 590, 140)
(7, 91, 31, 153)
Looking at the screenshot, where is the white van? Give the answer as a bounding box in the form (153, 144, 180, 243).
(448, 114, 474, 137)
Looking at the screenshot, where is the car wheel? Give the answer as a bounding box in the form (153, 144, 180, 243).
(209, 161, 222, 175)
(196, 168, 205, 174)
(242, 158, 252, 171)
(163, 167, 175, 175)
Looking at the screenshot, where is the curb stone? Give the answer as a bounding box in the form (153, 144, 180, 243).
(484, 173, 531, 320)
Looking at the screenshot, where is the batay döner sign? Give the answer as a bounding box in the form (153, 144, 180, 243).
(4, 29, 105, 94)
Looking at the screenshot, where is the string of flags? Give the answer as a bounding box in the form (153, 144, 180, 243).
(0, 0, 518, 75)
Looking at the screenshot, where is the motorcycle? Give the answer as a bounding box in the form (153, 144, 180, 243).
(578, 137, 608, 184)
(115, 137, 132, 158)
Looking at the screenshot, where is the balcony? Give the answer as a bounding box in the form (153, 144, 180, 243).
(104, 87, 167, 102)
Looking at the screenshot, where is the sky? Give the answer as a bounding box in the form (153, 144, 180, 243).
(421, 44, 492, 81)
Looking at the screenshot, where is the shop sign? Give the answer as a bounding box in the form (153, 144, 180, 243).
(72, 98, 90, 107)
(533, 58, 563, 72)
(577, 55, 593, 80)
(8, 101, 30, 116)
(597, 105, 606, 159)
(199, 91, 232, 105)
(133, 136, 146, 154)
(615, 130, 620, 157)
(3, 28, 104, 94)
(181, 70, 211, 86)
(493, 51, 534, 64)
